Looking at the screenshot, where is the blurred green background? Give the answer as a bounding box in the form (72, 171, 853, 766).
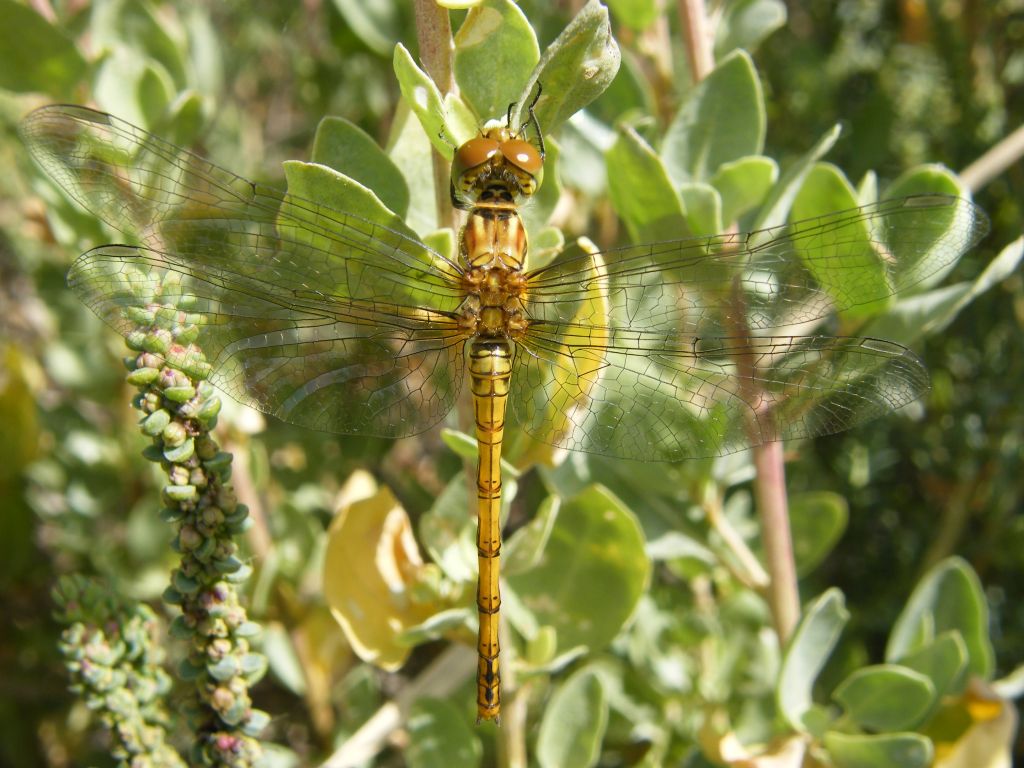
(0, 1, 1021, 766)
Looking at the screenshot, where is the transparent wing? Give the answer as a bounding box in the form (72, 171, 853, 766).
(525, 196, 988, 335)
(70, 246, 467, 437)
(21, 104, 465, 313)
(511, 326, 927, 460)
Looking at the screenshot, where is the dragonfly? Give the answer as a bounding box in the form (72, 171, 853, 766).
(22, 103, 987, 723)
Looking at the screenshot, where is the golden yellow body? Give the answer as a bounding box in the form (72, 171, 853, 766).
(454, 125, 541, 721)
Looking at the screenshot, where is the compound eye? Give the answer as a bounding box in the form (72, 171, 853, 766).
(453, 137, 500, 177)
(500, 139, 543, 175)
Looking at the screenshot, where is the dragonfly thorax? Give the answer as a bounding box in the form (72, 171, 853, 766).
(458, 264, 528, 338)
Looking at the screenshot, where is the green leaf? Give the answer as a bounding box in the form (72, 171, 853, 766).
(0, 0, 86, 97)
(710, 155, 779, 224)
(833, 664, 935, 731)
(864, 237, 1019, 346)
(394, 43, 477, 160)
(94, 48, 174, 128)
(751, 124, 841, 231)
(606, 126, 688, 243)
(715, 0, 787, 57)
(824, 731, 933, 768)
(312, 116, 410, 218)
(163, 91, 207, 148)
(520, 138, 563, 240)
(504, 496, 560, 575)
(407, 698, 482, 768)
(678, 182, 723, 236)
(505, 485, 650, 652)
(331, 0, 401, 56)
(90, 0, 188, 87)
(454, 0, 539, 121)
(662, 50, 765, 183)
(514, 0, 621, 136)
(387, 104, 440, 234)
(282, 161, 414, 240)
(883, 165, 972, 288)
(777, 588, 849, 731)
(606, 0, 660, 30)
(536, 668, 609, 768)
(419, 470, 516, 584)
(791, 163, 891, 317)
(898, 631, 969, 700)
(886, 557, 994, 680)
(789, 491, 848, 576)
(439, 429, 520, 478)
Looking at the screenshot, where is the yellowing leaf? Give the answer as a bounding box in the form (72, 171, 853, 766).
(323, 482, 440, 671)
(934, 680, 1016, 768)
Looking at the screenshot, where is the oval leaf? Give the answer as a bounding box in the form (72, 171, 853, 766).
(791, 163, 891, 317)
(312, 116, 410, 218)
(886, 557, 994, 681)
(406, 698, 482, 768)
(537, 668, 609, 768)
(606, 126, 688, 243)
(505, 485, 650, 652)
(777, 588, 849, 731)
(454, 0, 539, 121)
(662, 50, 766, 183)
(789, 491, 849, 576)
(323, 485, 439, 670)
(833, 664, 936, 732)
(514, 0, 621, 136)
(710, 155, 779, 224)
(825, 731, 933, 768)
(898, 631, 969, 701)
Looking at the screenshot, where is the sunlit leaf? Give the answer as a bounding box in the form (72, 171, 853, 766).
(323, 484, 440, 670)
(663, 50, 765, 183)
(312, 116, 410, 218)
(886, 557, 994, 681)
(777, 588, 849, 731)
(505, 485, 649, 652)
(454, 0, 539, 121)
(514, 0, 621, 136)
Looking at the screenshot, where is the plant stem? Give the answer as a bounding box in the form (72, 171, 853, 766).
(413, 0, 456, 232)
(752, 441, 800, 643)
(677, 0, 714, 83)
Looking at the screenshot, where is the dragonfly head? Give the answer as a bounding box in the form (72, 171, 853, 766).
(451, 126, 544, 209)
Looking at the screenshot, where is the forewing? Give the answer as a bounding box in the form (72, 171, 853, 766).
(512, 326, 927, 460)
(69, 246, 467, 437)
(21, 104, 464, 313)
(524, 196, 988, 335)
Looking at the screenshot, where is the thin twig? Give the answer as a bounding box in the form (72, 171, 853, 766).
(704, 487, 770, 590)
(320, 645, 476, 768)
(959, 122, 1024, 193)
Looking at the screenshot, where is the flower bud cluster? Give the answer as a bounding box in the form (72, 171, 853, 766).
(125, 308, 269, 767)
(54, 575, 184, 768)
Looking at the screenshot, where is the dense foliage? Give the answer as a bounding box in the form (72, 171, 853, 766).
(0, 1, 1021, 766)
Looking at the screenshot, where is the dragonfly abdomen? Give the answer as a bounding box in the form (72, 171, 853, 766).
(469, 337, 513, 722)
